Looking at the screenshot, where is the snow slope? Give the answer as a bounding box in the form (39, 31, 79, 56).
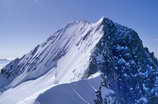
(0, 72, 113, 104)
(0, 18, 105, 90)
(34, 73, 114, 104)
(0, 18, 106, 104)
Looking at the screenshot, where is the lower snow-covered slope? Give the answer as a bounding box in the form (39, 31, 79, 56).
(0, 72, 114, 104)
(0, 68, 57, 104)
(34, 73, 114, 104)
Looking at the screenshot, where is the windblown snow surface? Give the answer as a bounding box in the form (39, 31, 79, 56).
(0, 18, 107, 104)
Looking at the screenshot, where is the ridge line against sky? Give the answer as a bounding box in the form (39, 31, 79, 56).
(0, 0, 158, 59)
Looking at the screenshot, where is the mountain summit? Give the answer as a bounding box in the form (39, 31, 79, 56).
(0, 17, 158, 104)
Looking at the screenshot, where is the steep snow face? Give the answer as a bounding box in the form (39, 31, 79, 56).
(0, 18, 105, 91)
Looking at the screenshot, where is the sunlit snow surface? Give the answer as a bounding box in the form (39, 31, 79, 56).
(0, 72, 113, 104)
(0, 18, 106, 104)
(34, 74, 107, 104)
(6, 19, 104, 88)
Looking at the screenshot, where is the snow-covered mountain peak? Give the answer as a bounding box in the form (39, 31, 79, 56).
(0, 17, 158, 104)
(0, 18, 106, 89)
(97, 17, 113, 25)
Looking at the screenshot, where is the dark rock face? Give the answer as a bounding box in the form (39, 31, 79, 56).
(89, 18, 158, 104)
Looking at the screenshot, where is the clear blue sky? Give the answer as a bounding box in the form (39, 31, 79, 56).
(0, 0, 158, 59)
